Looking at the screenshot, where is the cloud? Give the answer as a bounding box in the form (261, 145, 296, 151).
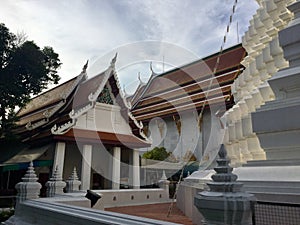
(0, 0, 258, 89)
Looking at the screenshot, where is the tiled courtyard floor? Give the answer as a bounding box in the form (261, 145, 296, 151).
(106, 202, 196, 225)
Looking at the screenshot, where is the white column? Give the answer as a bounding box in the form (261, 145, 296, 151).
(132, 149, 140, 189)
(112, 146, 121, 189)
(80, 144, 92, 190)
(53, 142, 66, 178)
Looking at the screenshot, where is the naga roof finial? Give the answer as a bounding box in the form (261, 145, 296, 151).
(150, 61, 158, 78)
(111, 52, 118, 66)
(150, 61, 154, 73)
(82, 60, 89, 73)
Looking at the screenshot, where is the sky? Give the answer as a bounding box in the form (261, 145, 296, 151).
(0, 0, 259, 94)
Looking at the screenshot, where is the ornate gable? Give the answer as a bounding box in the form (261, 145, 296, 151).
(51, 54, 148, 143)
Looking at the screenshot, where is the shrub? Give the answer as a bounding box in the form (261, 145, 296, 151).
(0, 208, 14, 222)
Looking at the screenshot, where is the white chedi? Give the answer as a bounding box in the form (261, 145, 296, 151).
(15, 161, 42, 203)
(45, 166, 66, 197)
(66, 167, 81, 192)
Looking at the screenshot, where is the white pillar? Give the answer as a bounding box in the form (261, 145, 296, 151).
(80, 144, 92, 190)
(112, 146, 121, 189)
(132, 149, 140, 189)
(53, 142, 66, 178)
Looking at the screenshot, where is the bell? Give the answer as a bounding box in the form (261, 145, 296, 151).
(85, 190, 101, 207)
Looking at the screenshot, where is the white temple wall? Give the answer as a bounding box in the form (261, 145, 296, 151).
(147, 111, 206, 161)
(75, 103, 132, 135)
(179, 112, 201, 160)
(148, 117, 166, 148)
(162, 117, 180, 154)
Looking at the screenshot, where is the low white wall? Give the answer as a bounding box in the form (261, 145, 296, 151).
(177, 167, 300, 224)
(93, 188, 170, 209)
(4, 188, 172, 225)
(176, 183, 205, 225)
(45, 188, 170, 210)
(5, 198, 179, 225)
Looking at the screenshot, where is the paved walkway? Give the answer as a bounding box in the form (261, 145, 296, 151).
(106, 202, 196, 225)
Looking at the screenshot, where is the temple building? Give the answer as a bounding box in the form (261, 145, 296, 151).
(0, 44, 247, 193)
(130, 44, 246, 164)
(0, 55, 150, 192)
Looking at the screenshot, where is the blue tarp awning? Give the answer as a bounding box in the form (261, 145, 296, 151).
(1, 160, 53, 172)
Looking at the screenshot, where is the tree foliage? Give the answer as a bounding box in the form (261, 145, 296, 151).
(142, 147, 176, 161)
(0, 23, 61, 138)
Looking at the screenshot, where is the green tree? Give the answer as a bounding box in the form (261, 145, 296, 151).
(142, 147, 169, 161)
(0, 23, 61, 138)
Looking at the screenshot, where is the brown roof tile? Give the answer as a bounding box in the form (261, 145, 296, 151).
(132, 85, 232, 117)
(135, 69, 239, 109)
(18, 77, 78, 117)
(131, 84, 147, 106)
(134, 95, 230, 121)
(132, 44, 245, 120)
(142, 45, 245, 98)
(17, 105, 58, 126)
(72, 72, 106, 109)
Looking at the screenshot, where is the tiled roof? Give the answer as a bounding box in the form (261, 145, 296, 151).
(54, 128, 150, 148)
(16, 76, 82, 130)
(130, 83, 147, 106)
(72, 71, 106, 109)
(17, 105, 56, 126)
(133, 85, 232, 119)
(18, 77, 78, 117)
(131, 44, 246, 120)
(141, 45, 245, 98)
